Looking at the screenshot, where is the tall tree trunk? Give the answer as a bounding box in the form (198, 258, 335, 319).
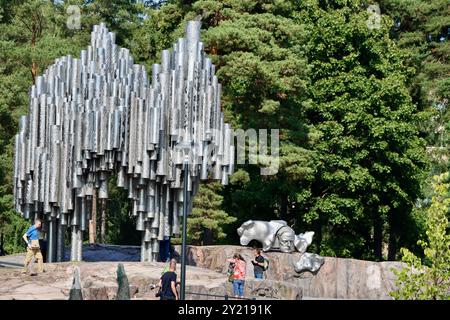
(373, 215, 383, 261)
(0, 232, 4, 256)
(31, 61, 37, 84)
(89, 189, 97, 244)
(315, 219, 322, 254)
(31, 33, 37, 84)
(202, 228, 213, 246)
(280, 196, 288, 221)
(388, 228, 397, 261)
(388, 213, 398, 261)
(100, 199, 107, 243)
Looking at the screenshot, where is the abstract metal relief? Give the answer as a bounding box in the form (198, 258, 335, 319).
(237, 220, 325, 273)
(13, 21, 234, 262)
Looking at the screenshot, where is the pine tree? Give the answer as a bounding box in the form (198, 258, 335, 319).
(0, 0, 148, 252)
(0, 0, 85, 254)
(380, 0, 450, 174)
(0, 0, 441, 261)
(187, 182, 236, 245)
(380, 0, 450, 257)
(127, 0, 429, 259)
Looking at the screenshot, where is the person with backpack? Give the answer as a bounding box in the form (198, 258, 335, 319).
(226, 253, 246, 298)
(157, 258, 179, 300)
(251, 248, 268, 279)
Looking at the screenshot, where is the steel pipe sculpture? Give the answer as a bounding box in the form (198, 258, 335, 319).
(13, 21, 234, 262)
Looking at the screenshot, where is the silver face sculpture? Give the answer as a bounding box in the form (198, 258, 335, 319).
(237, 220, 324, 273)
(13, 21, 234, 263)
(294, 252, 325, 273)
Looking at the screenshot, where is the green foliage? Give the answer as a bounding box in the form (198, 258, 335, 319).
(0, 0, 445, 262)
(380, 0, 449, 104)
(186, 182, 237, 245)
(391, 173, 450, 300)
(0, 196, 28, 254)
(296, 0, 428, 260)
(175, 0, 428, 259)
(0, 0, 149, 252)
(380, 0, 450, 259)
(0, 0, 82, 254)
(105, 176, 140, 246)
(380, 0, 450, 174)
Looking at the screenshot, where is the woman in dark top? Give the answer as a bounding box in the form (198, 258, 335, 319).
(159, 259, 178, 300)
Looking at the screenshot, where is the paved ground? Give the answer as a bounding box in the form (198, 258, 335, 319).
(0, 253, 25, 268)
(0, 243, 143, 269)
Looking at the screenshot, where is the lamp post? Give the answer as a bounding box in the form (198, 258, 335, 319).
(177, 140, 193, 300)
(0, 232, 4, 256)
(180, 155, 189, 300)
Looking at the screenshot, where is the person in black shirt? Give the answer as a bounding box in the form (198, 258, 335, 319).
(158, 259, 179, 300)
(251, 248, 265, 279)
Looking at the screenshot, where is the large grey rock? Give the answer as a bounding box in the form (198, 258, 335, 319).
(175, 245, 404, 300)
(68, 267, 83, 300)
(246, 280, 302, 300)
(0, 245, 404, 300)
(0, 261, 228, 300)
(116, 263, 130, 300)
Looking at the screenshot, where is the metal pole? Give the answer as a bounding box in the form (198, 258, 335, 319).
(0, 232, 4, 256)
(56, 219, 64, 262)
(71, 225, 77, 262)
(180, 156, 189, 300)
(47, 217, 55, 263)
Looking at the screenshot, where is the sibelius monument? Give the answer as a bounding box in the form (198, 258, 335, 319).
(13, 21, 234, 263)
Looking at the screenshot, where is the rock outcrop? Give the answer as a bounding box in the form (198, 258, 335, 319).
(175, 245, 403, 299)
(0, 261, 226, 300)
(0, 244, 404, 300)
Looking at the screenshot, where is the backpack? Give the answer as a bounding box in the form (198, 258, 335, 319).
(161, 264, 170, 275)
(262, 257, 269, 271)
(227, 262, 235, 282)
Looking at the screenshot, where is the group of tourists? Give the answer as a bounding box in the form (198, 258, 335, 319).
(22, 219, 268, 300)
(154, 248, 268, 300)
(226, 248, 269, 299)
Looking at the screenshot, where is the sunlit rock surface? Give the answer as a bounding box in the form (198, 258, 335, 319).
(0, 244, 403, 300)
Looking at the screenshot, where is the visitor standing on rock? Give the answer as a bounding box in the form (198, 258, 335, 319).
(22, 218, 44, 275)
(226, 254, 246, 298)
(158, 258, 178, 300)
(251, 248, 267, 279)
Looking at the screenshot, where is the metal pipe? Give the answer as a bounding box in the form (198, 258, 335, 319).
(76, 228, 83, 261)
(180, 156, 189, 300)
(47, 217, 55, 263)
(71, 225, 77, 262)
(56, 219, 65, 262)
